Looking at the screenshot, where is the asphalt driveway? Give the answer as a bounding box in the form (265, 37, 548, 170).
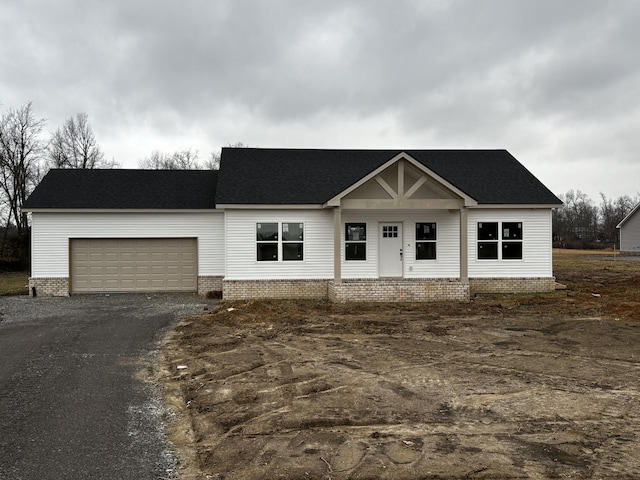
(0, 293, 216, 480)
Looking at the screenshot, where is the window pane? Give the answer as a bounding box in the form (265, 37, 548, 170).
(502, 242, 523, 259)
(257, 223, 278, 241)
(345, 223, 366, 241)
(257, 243, 278, 261)
(478, 222, 498, 240)
(283, 243, 303, 261)
(282, 223, 304, 241)
(345, 243, 366, 260)
(478, 242, 498, 259)
(416, 223, 436, 241)
(502, 222, 523, 240)
(416, 242, 436, 260)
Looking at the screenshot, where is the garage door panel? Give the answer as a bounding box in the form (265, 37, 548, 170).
(71, 238, 197, 293)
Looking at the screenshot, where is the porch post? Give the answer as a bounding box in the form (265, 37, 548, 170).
(333, 207, 342, 282)
(459, 207, 469, 282)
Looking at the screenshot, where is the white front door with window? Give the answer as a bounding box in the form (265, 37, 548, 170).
(379, 223, 403, 277)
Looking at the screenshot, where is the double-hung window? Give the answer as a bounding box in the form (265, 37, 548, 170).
(502, 222, 523, 259)
(282, 222, 304, 260)
(477, 221, 523, 260)
(477, 222, 499, 259)
(257, 223, 279, 261)
(345, 223, 366, 260)
(415, 222, 436, 260)
(256, 222, 304, 261)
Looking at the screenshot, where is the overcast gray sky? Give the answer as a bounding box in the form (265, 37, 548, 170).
(2, 0, 639, 200)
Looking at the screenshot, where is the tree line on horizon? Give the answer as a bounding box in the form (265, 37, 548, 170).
(553, 190, 639, 249)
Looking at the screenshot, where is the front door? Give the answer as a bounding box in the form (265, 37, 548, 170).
(379, 223, 403, 277)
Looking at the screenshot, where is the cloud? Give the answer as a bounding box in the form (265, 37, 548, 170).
(1, 0, 640, 198)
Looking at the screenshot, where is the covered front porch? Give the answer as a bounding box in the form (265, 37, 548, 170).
(326, 153, 475, 302)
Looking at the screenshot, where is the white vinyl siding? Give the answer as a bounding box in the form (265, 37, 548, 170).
(342, 210, 461, 279)
(225, 210, 333, 280)
(31, 212, 224, 278)
(620, 210, 640, 252)
(467, 209, 553, 278)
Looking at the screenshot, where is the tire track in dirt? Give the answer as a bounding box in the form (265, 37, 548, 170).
(160, 310, 640, 479)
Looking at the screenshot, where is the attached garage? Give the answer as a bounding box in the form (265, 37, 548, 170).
(70, 238, 197, 293)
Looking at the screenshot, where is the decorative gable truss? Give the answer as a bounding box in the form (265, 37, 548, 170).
(325, 153, 477, 210)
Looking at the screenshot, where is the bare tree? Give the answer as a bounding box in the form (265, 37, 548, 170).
(138, 149, 201, 169)
(204, 150, 220, 170)
(0, 102, 45, 252)
(0, 102, 45, 231)
(139, 143, 246, 170)
(205, 142, 246, 170)
(599, 193, 638, 245)
(553, 190, 599, 245)
(48, 113, 117, 169)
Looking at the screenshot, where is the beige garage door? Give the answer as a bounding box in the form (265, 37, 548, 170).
(71, 238, 197, 293)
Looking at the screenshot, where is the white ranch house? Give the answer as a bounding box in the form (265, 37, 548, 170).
(24, 148, 562, 301)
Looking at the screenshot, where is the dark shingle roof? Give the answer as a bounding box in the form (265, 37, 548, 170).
(24, 149, 562, 210)
(215, 148, 562, 205)
(23, 169, 217, 210)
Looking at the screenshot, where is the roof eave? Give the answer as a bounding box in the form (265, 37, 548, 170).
(215, 204, 324, 210)
(24, 208, 220, 213)
(470, 203, 564, 209)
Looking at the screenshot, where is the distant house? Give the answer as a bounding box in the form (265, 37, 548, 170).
(23, 148, 562, 301)
(617, 203, 640, 253)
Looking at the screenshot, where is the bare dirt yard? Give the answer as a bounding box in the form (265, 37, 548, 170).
(157, 250, 640, 479)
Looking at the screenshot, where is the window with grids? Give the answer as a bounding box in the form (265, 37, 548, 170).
(502, 222, 522, 259)
(477, 221, 523, 260)
(415, 222, 436, 260)
(382, 225, 398, 238)
(282, 222, 304, 261)
(256, 222, 304, 261)
(345, 223, 366, 260)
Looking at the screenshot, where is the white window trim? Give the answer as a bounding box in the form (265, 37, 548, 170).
(415, 222, 437, 261)
(345, 222, 367, 261)
(256, 221, 305, 262)
(477, 221, 524, 261)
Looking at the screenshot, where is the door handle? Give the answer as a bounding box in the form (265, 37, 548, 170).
(400, 248, 403, 261)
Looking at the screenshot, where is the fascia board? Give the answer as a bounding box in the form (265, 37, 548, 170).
(469, 203, 563, 209)
(23, 208, 220, 213)
(215, 204, 324, 210)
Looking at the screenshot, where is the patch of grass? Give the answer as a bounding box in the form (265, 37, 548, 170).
(0, 271, 29, 295)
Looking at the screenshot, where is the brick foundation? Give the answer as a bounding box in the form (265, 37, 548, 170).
(197, 276, 224, 296)
(329, 279, 470, 302)
(223, 279, 329, 300)
(29, 277, 69, 297)
(469, 277, 556, 295)
(27, 275, 557, 300)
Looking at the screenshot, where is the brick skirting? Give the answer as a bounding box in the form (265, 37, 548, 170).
(197, 276, 224, 296)
(29, 277, 69, 297)
(27, 276, 556, 300)
(329, 279, 470, 302)
(469, 277, 556, 294)
(223, 279, 329, 300)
